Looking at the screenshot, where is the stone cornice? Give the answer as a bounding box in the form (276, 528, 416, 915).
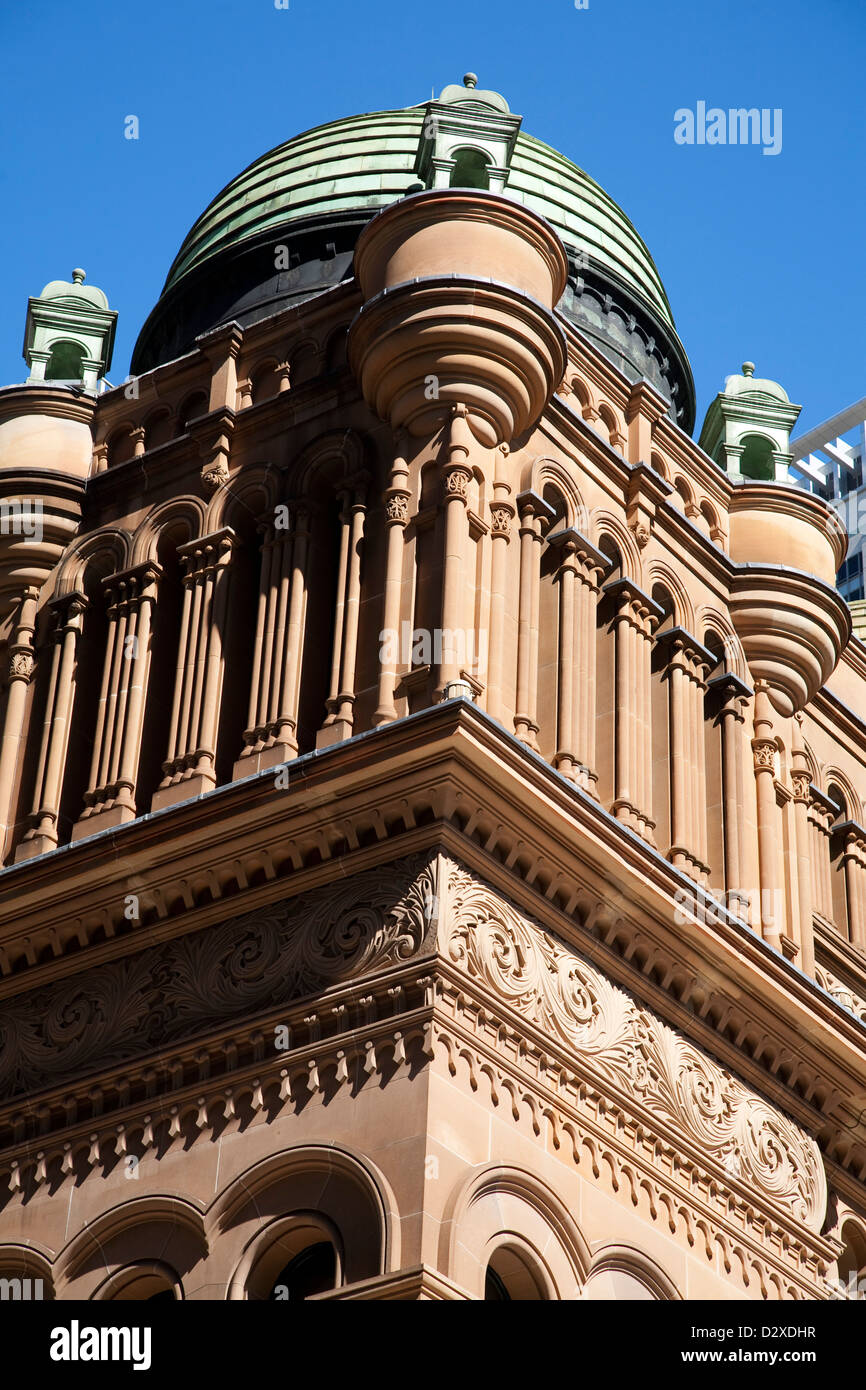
(0, 385, 97, 426)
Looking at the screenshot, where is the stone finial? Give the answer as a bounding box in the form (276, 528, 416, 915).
(742, 361, 755, 378)
(463, 73, 478, 88)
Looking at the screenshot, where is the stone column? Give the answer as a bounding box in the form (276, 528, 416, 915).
(374, 436, 411, 726)
(234, 506, 313, 775)
(73, 564, 160, 837)
(549, 529, 578, 780)
(547, 528, 608, 790)
(791, 715, 816, 977)
(574, 538, 609, 795)
(808, 786, 836, 923)
(16, 592, 86, 860)
(437, 405, 473, 701)
(604, 577, 662, 841)
(0, 587, 38, 850)
(486, 444, 514, 725)
(706, 672, 752, 917)
(319, 475, 368, 747)
(838, 823, 866, 952)
(657, 628, 714, 882)
(153, 530, 235, 809)
(513, 490, 555, 747)
(751, 680, 783, 952)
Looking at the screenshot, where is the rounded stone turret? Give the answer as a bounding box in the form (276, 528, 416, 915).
(347, 187, 568, 445)
(728, 483, 850, 714)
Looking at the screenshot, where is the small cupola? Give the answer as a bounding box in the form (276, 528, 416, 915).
(414, 73, 522, 194)
(23, 268, 117, 392)
(699, 360, 802, 482)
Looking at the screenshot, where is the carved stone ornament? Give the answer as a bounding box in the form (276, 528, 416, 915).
(490, 506, 512, 535)
(442, 862, 827, 1233)
(0, 853, 438, 1098)
(815, 964, 866, 1025)
(385, 494, 409, 524)
(201, 459, 230, 493)
(445, 468, 470, 498)
(753, 740, 777, 771)
(8, 651, 33, 681)
(791, 772, 811, 802)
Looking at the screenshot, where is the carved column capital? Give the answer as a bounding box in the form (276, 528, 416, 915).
(444, 466, 471, 500)
(489, 503, 514, 537)
(385, 492, 410, 525)
(752, 739, 777, 773)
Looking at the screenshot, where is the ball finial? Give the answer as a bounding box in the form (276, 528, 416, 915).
(71, 268, 86, 284)
(463, 72, 478, 88)
(742, 360, 755, 377)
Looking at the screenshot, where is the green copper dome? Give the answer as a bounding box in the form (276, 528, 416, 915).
(162, 107, 673, 329)
(132, 82, 694, 429)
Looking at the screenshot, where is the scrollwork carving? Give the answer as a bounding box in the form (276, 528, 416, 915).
(0, 853, 437, 1098)
(442, 862, 827, 1233)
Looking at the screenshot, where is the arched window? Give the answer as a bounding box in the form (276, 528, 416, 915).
(828, 783, 851, 939)
(135, 526, 188, 815)
(241, 1216, 342, 1301)
(483, 1246, 547, 1300)
(268, 1242, 337, 1301)
(594, 537, 622, 810)
(703, 631, 727, 893)
(251, 363, 279, 405)
(46, 340, 85, 382)
(108, 425, 136, 468)
(56, 565, 111, 846)
(144, 409, 174, 451)
(449, 148, 491, 190)
(650, 585, 675, 856)
(740, 433, 775, 481)
(95, 1260, 183, 1301)
(837, 1222, 866, 1298)
(176, 391, 208, 435)
(537, 486, 568, 766)
(214, 508, 261, 785)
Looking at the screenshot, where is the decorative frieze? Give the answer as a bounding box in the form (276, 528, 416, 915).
(441, 859, 827, 1236)
(0, 851, 438, 1099)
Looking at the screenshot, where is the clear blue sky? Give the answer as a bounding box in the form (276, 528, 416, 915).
(1, 0, 863, 438)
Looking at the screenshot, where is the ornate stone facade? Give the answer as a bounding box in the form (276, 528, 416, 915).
(0, 80, 864, 1301)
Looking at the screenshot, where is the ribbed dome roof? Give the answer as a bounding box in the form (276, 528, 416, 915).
(162, 106, 674, 331)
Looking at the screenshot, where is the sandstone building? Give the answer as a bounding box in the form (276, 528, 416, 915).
(0, 76, 864, 1301)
